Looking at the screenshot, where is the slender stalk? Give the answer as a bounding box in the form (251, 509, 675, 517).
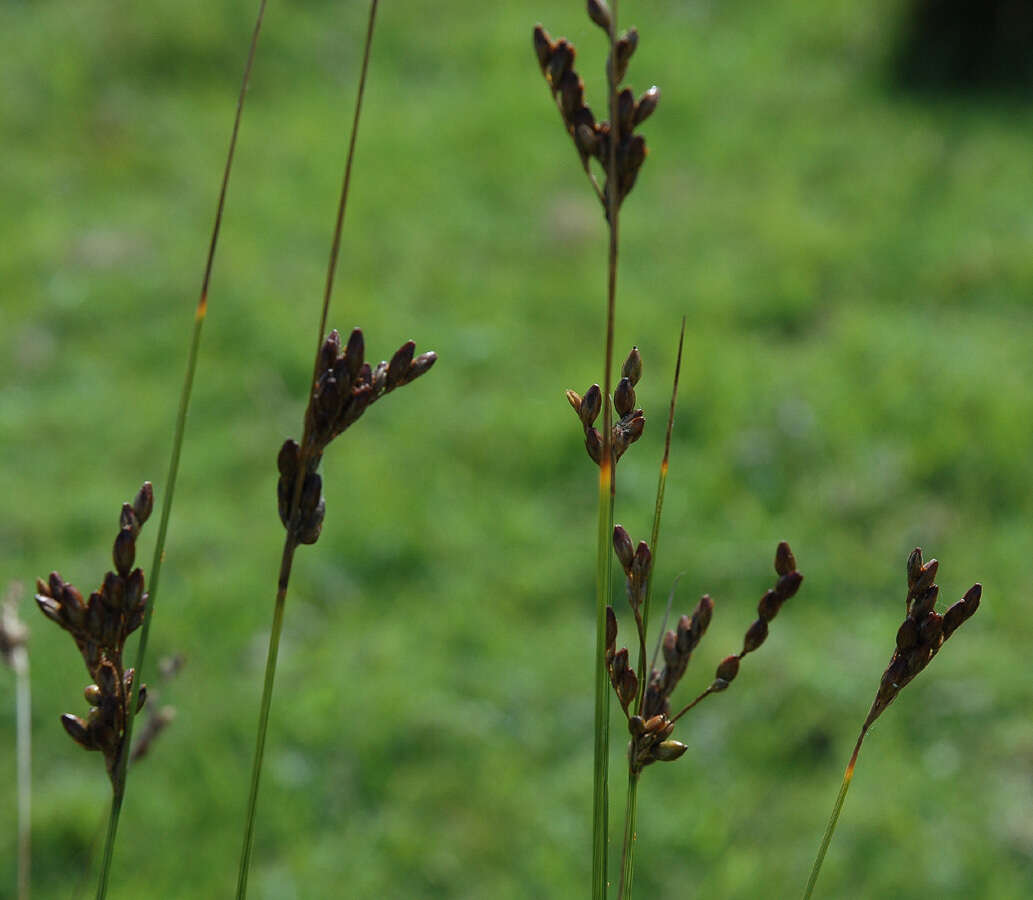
(13, 643, 30, 900)
(92, 5, 270, 897)
(593, 464, 613, 900)
(236, 539, 296, 899)
(235, 4, 379, 896)
(635, 318, 685, 711)
(616, 771, 640, 900)
(803, 726, 867, 900)
(639, 318, 685, 653)
(592, 5, 621, 896)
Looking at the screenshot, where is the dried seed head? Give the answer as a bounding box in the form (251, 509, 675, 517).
(757, 589, 780, 623)
(344, 328, 365, 383)
(942, 584, 981, 640)
(906, 548, 924, 589)
(533, 25, 554, 73)
(586, 0, 612, 32)
(613, 376, 636, 417)
(910, 585, 939, 621)
(277, 439, 300, 480)
(581, 384, 603, 426)
(774, 541, 796, 577)
(585, 427, 603, 464)
(777, 570, 804, 600)
(319, 329, 342, 372)
(742, 618, 769, 654)
(622, 347, 643, 386)
(565, 390, 582, 415)
(633, 86, 660, 126)
(613, 525, 635, 572)
(714, 655, 740, 683)
(617, 88, 635, 138)
(896, 617, 919, 652)
(132, 482, 154, 525)
(631, 541, 652, 579)
(612, 27, 638, 83)
(606, 605, 618, 659)
(386, 341, 416, 392)
(112, 528, 135, 578)
(547, 40, 575, 87)
(574, 123, 600, 157)
(652, 740, 688, 762)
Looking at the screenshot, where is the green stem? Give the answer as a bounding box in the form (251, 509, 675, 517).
(593, 465, 614, 900)
(803, 728, 866, 900)
(236, 540, 296, 898)
(14, 644, 30, 900)
(617, 770, 640, 900)
(593, 4, 621, 895)
(636, 318, 685, 710)
(235, 4, 379, 895)
(92, 5, 269, 897)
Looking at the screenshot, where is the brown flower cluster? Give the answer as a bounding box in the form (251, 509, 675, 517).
(277, 327, 436, 545)
(533, 3, 659, 215)
(566, 347, 645, 468)
(606, 534, 804, 773)
(862, 548, 981, 731)
(35, 483, 154, 781)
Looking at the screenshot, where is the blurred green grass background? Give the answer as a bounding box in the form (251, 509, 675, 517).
(2, 0, 1032, 897)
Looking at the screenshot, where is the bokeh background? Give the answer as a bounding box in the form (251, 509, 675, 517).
(3, 0, 1032, 897)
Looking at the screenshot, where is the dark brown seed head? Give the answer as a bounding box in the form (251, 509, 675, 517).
(547, 40, 575, 88)
(910, 584, 939, 621)
(277, 439, 300, 479)
(533, 25, 554, 73)
(318, 329, 342, 373)
(906, 548, 924, 589)
(715, 655, 740, 683)
(132, 482, 154, 525)
(742, 618, 769, 654)
(587, 0, 612, 31)
(113, 529, 135, 578)
(606, 605, 618, 658)
(612, 28, 638, 82)
(613, 525, 635, 572)
(776, 570, 804, 600)
(585, 427, 603, 464)
(344, 328, 365, 383)
(581, 384, 603, 426)
(896, 617, 919, 652)
(617, 88, 635, 138)
(633, 86, 660, 126)
(622, 347, 642, 386)
(386, 341, 416, 391)
(774, 541, 796, 577)
(409, 351, 437, 380)
(631, 541, 652, 582)
(613, 376, 636, 417)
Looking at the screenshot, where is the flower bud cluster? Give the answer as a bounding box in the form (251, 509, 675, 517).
(34, 483, 154, 780)
(863, 548, 981, 730)
(277, 328, 436, 545)
(607, 534, 803, 773)
(533, 13, 659, 214)
(566, 347, 645, 468)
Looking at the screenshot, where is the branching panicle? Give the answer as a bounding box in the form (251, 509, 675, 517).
(606, 536, 804, 774)
(863, 548, 980, 732)
(276, 328, 437, 546)
(566, 346, 646, 468)
(533, 23, 658, 214)
(34, 483, 154, 782)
